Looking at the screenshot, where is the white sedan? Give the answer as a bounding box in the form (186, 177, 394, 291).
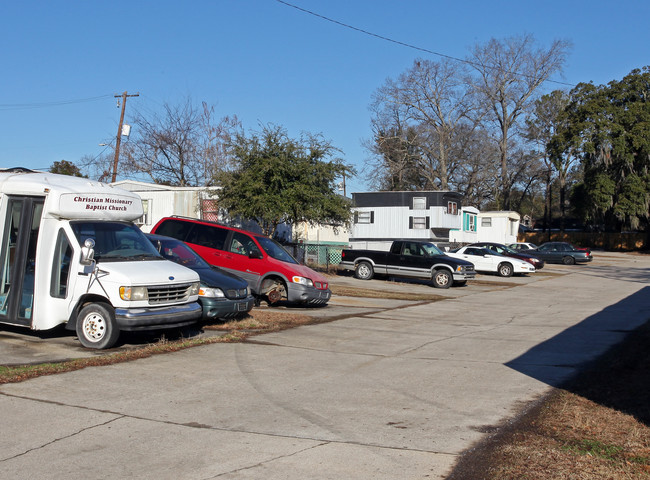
(507, 242, 538, 251)
(447, 246, 535, 277)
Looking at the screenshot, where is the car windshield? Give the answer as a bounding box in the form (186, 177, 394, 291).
(421, 242, 444, 256)
(149, 237, 210, 269)
(256, 236, 298, 264)
(71, 222, 163, 262)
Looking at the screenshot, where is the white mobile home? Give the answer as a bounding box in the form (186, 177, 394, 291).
(348, 191, 466, 250)
(476, 211, 520, 244)
(111, 181, 219, 232)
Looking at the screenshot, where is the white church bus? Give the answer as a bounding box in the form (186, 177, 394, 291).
(0, 168, 202, 349)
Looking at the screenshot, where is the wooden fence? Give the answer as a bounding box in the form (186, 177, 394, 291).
(520, 231, 649, 251)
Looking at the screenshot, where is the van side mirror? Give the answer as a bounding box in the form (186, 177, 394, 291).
(249, 249, 263, 260)
(80, 238, 96, 266)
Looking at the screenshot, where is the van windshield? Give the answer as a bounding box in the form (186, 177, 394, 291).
(71, 222, 164, 262)
(256, 237, 298, 264)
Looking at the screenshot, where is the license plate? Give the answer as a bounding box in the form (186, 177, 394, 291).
(237, 302, 248, 312)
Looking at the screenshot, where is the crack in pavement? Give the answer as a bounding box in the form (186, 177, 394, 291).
(0, 414, 124, 462)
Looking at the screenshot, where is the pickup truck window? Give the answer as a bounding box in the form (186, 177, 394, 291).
(421, 242, 444, 256)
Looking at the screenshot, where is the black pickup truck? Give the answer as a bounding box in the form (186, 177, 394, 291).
(339, 240, 475, 288)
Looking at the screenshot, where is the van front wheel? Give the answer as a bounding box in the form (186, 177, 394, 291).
(76, 303, 120, 349)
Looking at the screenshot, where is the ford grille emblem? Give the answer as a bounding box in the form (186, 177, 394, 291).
(169, 276, 175, 280)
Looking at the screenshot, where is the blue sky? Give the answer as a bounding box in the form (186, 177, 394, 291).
(2, 0, 648, 194)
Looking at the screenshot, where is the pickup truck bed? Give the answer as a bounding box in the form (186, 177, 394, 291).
(339, 240, 475, 288)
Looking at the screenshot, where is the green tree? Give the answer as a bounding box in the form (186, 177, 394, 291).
(551, 66, 650, 231)
(49, 160, 86, 177)
(526, 90, 573, 230)
(214, 125, 355, 237)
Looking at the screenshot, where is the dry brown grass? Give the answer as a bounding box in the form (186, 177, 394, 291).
(0, 309, 316, 385)
(449, 319, 650, 479)
(329, 284, 446, 301)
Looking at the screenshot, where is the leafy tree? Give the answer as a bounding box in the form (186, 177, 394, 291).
(552, 67, 650, 231)
(49, 160, 86, 177)
(468, 35, 571, 209)
(214, 125, 355, 237)
(526, 90, 574, 230)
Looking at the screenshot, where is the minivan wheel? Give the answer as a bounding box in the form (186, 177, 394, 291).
(76, 303, 120, 349)
(262, 278, 287, 305)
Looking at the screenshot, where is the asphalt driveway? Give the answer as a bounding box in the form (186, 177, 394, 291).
(0, 252, 648, 479)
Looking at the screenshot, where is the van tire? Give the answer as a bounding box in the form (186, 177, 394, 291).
(76, 303, 120, 349)
(261, 278, 287, 305)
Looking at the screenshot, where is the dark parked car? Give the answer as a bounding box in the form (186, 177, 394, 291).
(470, 242, 545, 270)
(529, 242, 593, 265)
(146, 234, 255, 321)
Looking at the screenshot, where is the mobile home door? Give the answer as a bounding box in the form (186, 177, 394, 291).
(0, 196, 44, 327)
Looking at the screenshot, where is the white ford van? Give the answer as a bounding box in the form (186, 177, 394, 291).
(0, 168, 202, 349)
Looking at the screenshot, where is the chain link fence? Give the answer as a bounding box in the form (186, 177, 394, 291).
(283, 243, 348, 269)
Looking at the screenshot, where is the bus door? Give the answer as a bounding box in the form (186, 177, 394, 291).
(0, 196, 44, 326)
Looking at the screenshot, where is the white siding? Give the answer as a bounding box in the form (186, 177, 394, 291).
(477, 212, 520, 244)
(351, 206, 462, 240)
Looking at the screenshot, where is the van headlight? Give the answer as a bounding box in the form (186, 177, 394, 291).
(292, 276, 313, 286)
(199, 285, 225, 298)
(120, 286, 148, 301)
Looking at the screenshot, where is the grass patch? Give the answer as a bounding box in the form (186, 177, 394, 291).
(0, 310, 314, 385)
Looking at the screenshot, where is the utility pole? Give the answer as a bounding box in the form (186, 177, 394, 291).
(112, 91, 139, 183)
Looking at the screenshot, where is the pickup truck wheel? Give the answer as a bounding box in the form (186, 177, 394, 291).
(355, 261, 374, 280)
(498, 262, 513, 277)
(432, 269, 452, 289)
(76, 303, 120, 349)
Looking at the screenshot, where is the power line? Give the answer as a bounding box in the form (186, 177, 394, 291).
(0, 94, 113, 111)
(275, 0, 576, 88)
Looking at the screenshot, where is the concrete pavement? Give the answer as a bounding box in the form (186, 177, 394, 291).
(0, 252, 649, 479)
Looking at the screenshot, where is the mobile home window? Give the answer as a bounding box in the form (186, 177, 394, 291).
(412, 197, 426, 210)
(409, 216, 429, 230)
(412, 217, 427, 229)
(481, 217, 492, 227)
(447, 201, 458, 215)
(354, 211, 374, 224)
(136, 199, 151, 226)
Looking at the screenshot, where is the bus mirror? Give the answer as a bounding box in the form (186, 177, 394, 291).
(80, 238, 96, 266)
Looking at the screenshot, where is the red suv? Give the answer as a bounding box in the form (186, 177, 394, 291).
(150, 217, 331, 305)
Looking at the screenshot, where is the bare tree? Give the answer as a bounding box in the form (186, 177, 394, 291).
(367, 58, 480, 190)
(468, 35, 571, 209)
(123, 98, 240, 186)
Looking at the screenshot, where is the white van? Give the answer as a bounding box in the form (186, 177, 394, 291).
(0, 168, 202, 349)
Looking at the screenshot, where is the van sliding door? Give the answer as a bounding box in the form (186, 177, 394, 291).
(0, 196, 44, 327)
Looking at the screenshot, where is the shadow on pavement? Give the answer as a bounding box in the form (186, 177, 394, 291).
(505, 286, 650, 424)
